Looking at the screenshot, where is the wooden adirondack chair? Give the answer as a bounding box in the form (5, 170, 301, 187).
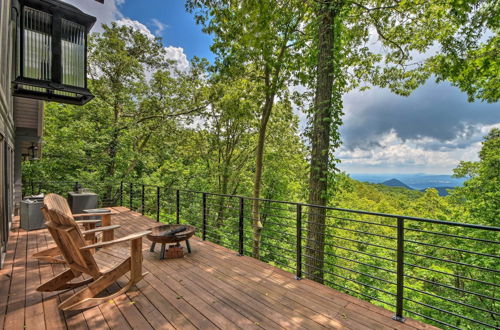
(33, 193, 119, 264)
(37, 198, 151, 310)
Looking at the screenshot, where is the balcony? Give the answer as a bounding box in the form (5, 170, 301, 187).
(6, 180, 499, 329)
(0, 206, 439, 329)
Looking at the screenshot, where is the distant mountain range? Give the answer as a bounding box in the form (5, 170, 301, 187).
(351, 174, 466, 196)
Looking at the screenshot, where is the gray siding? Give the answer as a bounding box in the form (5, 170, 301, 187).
(14, 97, 43, 132)
(0, 0, 15, 146)
(0, 0, 44, 268)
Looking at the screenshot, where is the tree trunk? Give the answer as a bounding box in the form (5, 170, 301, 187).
(103, 106, 120, 204)
(104, 127, 119, 203)
(305, 0, 338, 284)
(251, 96, 274, 259)
(214, 164, 229, 242)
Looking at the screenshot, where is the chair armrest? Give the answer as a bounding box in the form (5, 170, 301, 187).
(73, 210, 118, 218)
(81, 225, 121, 235)
(75, 219, 101, 225)
(80, 231, 151, 250)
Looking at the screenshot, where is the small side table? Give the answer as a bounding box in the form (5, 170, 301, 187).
(82, 208, 117, 241)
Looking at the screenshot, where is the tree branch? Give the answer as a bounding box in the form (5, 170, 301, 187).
(351, 1, 400, 11)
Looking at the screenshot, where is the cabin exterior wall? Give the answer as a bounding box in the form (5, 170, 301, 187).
(0, 0, 43, 268)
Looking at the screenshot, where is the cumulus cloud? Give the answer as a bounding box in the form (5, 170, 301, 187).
(60, 1, 190, 72)
(115, 19, 190, 72)
(115, 18, 156, 40)
(164, 46, 190, 72)
(337, 123, 499, 173)
(336, 80, 499, 172)
(340, 82, 499, 152)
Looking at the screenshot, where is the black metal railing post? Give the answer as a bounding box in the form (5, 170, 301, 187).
(119, 182, 123, 206)
(393, 217, 405, 322)
(129, 183, 133, 209)
(156, 186, 160, 222)
(201, 193, 207, 240)
(176, 190, 180, 224)
(296, 203, 302, 280)
(202, 193, 207, 240)
(238, 197, 244, 256)
(141, 184, 145, 215)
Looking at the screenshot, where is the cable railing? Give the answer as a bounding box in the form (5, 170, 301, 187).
(24, 180, 500, 329)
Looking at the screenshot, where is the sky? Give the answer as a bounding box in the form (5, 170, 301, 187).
(64, 0, 499, 175)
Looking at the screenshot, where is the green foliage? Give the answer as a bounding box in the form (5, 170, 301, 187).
(23, 9, 499, 329)
(452, 128, 500, 225)
(427, 1, 499, 102)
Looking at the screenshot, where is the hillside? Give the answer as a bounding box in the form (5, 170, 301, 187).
(350, 173, 466, 190)
(381, 178, 413, 189)
(379, 178, 454, 196)
(420, 186, 454, 196)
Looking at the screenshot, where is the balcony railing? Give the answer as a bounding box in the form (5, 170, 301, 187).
(24, 180, 500, 329)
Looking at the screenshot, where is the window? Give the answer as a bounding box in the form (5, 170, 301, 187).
(22, 7, 52, 82)
(12, 0, 96, 105)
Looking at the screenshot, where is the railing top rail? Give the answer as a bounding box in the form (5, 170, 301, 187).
(161, 185, 499, 232)
(29, 181, 500, 232)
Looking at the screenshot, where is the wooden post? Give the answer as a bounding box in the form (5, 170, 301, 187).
(102, 213, 113, 241)
(130, 238, 143, 282)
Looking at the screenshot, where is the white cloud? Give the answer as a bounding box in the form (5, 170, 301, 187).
(115, 18, 156, 40)
(164, 46, 190, 72)
(60, 1, 190, 72)
(336, 79, 499, 174)
(337, 123, 500, 174)
(151, 19, 168, 37)
(115, 19, 190, 73)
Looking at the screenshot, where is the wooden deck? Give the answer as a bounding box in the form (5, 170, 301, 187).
(0, 207, 437, 330)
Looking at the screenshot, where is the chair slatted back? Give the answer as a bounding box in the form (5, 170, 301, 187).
(44, 193, 74, 219)
(42, 194, 100, 277)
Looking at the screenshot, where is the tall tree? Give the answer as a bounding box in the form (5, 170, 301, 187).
(305, 0, 343, 283)
(88, 24, 207, 185)
(88, 23, 166, 184)
(187, 0, 307, 258)
(304, 0, 497, 283)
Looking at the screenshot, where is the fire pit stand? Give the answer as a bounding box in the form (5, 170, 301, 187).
(147, 224, 196, 260)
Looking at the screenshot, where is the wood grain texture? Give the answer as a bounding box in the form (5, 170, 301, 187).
(0, 208, 438, 329)
(36, 195, 149, 311)
(34, 195, 119, 264)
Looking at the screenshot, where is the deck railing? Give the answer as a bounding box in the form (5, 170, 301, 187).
(25, 181, 500, 329)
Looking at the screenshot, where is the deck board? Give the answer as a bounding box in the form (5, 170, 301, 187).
(4, 227, 27, 330)
(0, 208, 438, 330)
(37, 225, 66, 330)
(0, 223, 20, 329)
